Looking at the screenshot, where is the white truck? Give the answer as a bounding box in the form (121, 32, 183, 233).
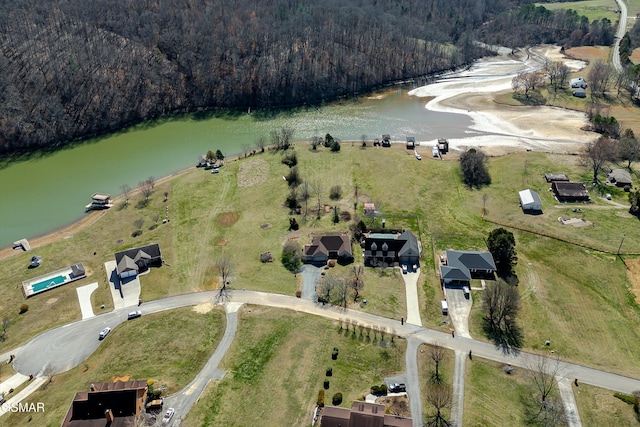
(440, 300, 448, 315)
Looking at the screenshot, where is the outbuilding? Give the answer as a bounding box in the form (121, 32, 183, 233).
(519, 189, 543, 213)
(608, 169, 632, 187)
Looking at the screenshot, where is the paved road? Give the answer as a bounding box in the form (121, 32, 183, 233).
(10, 290, 640, 423)
(161, 303, 242, 426)
(405, 338, 423, 427)
(612, 0, 628, 74)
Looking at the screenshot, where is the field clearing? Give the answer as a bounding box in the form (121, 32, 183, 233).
(183, 307, 407, 426)
(535, 0, 621, 23)
(0, 307, 225, 427)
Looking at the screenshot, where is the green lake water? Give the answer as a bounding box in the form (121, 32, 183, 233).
(0, 89, 471, 248)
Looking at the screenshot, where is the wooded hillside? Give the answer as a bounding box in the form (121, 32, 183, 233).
(0, 0, 609, 154)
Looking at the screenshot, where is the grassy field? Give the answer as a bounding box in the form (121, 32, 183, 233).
(535, 0, 621, 23)
(0, 306, 225, 427)
(573, 382, 640, 425)
(417, 344, 456, 424)
(183, 306, 407, 426)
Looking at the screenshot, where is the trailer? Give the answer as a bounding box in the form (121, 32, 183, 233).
(441, 300, 448, 315)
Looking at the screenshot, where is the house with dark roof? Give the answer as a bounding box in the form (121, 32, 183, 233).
(321, 401, 412, 427)
(61, 380, 148, 427)
(440, 250, 496, 285)
(363, 231, 420, 268)
(114, 244, 162, 279)
(551, 182, 590, 202)
(608, 169, 632, 187)
(303, 233, 353, 265)
(405, 136, 415, 149)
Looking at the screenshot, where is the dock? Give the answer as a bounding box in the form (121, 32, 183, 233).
(13, 239, 31, 251)
(85, 193, 113, 211)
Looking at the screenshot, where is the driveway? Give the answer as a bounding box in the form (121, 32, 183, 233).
(76, 282, 98, 319)
(557, 376, 583, 427)
(104, 260, 141, 309)
(300, 264, 321, 301)
(444, 287, 472, 338)
(401, 269, 422, 326)
(451, 350, 468, 427)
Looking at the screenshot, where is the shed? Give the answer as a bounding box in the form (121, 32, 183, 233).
(544, 173, 569, 183)
(572, 88, 586, 98)
(519, 189, 543, 213)
(406, 136, 415, 149)
(551, 182, 590, 202)
(607, 169, 632, 187)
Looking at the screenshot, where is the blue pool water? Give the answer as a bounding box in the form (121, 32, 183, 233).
(32, 275, 67, 293)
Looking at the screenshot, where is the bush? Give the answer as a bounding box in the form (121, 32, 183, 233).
(326, 367, 333, 377)
(614, 392, 636, 405)
(317, 389, 325, 407)
(19, 304, 29, 314)
(131, 230, 142, 237)
(281, 241, 302, 273)
(460, 148, 491, 188)
(329, 185, 342, 200)
(324, 380, 330, 389)
(332, 347, 339, 360)
(285, 166, 302, 187)
(295, 290, 302, 298)
(330, 140, 341, 152)
(332, 392, 343, 406)
(282, 152, 298, 168)
(370, 384, 388, 395)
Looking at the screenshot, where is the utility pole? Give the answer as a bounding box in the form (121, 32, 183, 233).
(617, 233, 626, 255)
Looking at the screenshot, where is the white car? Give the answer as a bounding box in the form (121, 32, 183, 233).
(127, 310, 142, 320)
(162, 408, 175, 424)
(98, 327, 111, 340)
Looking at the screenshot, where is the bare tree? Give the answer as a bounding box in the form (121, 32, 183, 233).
(588, 60, 613, 97)
(255, 136, 266, 153)
(139, 180, 152, 202)
(429, 343, 447, 384)
(581, 136, 618, 183)
(424, 384, 452, 427)
(482, 279, 522, 349)
(350, 265, 364, 302)
(146, 176, 155, 191)
(241, 143, 251, 157)
(311, 179, 323, 219)
(335, 277, 349, 308)
(319, 276, 337, 304)
(545, 61, 570, 93)
(215, 257, 234, 303)
(133, 219, 144, 231)
(120, 184, 131, 206)
(512, 70, 546, 98)
(524, 354, 566, 426)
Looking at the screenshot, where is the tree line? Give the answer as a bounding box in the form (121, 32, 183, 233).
(0, 0, 606, 155)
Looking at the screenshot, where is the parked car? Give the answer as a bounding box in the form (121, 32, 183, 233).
(127, 310, 142, 320)
(98, 327, 111, 340)
(162, 408, 175, 424)
(402, 265, 408, 274)
(211, 168, 219, 174)
(388, 383, 406, 393)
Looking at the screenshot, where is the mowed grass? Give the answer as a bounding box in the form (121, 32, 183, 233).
(0, 306, 225, 427)
(573, 382, 640, 426)
(417, 344, 455, 423)
(535, 0, 621, 23)
(464, 357, 542, 426)
(183, 306, 407, 427)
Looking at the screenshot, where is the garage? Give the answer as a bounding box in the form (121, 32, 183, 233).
(519, 189, 542, 213)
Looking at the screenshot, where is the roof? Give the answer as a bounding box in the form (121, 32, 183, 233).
(91, 193, 111, 201)
(114, 244, 162, 275)
(406, 136, 415, 142)
(608, 169, 632, 185)
(447, 250, 496, 271)
(364, 203, 375, 212)
(397, 230, 419, 257)
(519, 189, 542, 208)
(303, 233, 352, 259)
(61, 380, 147, 427)
(544, 173, 569, 182)
(552, 182, 590, 198)
(440, 265, 471, 281)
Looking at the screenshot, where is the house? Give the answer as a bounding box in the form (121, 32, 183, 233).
(570, 77, 587, 88)
(381, 134, 391, 147)
(551, 181, 590, 203)
(519, 189, 543, 213)
(303, 233, 353, 265)
(439, 250, 496, 286)
(405, 137, 415, 149)
(363, 230, 420, 268)
(114, 243, 162, 279)
(321, 401, 412, 427)
(61, 380, 148, 427)
(544, 173, 569, 183)
(572, 88, 586, 98)
(196, 154, 208, 167)
(608, 169, 632, 187)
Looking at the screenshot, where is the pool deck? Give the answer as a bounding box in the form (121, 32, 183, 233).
(21, 263, 86, 298)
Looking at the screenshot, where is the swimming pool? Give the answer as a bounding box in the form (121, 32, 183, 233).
(31, 275, 67, 293)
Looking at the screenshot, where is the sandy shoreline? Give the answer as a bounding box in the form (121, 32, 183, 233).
(1, 46, 598, 260)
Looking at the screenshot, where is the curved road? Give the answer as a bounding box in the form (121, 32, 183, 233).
(14, 290, 640, 396)
(612, 0, 628, 74)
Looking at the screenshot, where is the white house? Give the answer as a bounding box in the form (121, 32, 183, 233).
(519, 189, 543, 213)
(570, 77, 587, 88)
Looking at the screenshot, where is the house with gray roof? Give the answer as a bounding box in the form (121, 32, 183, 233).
(303, 233, 353, 265)
(608, 169, 632, 187)
(440, 250, 496, 285)
(363, 230, 420, 268)
(114, 243, 162, 279)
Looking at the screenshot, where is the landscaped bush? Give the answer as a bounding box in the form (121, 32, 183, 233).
(370, 384, 387, 395)
(281, 241, 302, 273)
(19, 304, 29, 314)
(326, 366, 333, 377)
(317, 389, 325, 407)
(332, 392, 343, 406)
(295, 290, 301, 298)
(281, 152, 298, 168)
(332, 347, 339, 360)
(324, 380, 330, 389)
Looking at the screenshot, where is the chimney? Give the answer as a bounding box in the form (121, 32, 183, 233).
(104, 409, 114, 423)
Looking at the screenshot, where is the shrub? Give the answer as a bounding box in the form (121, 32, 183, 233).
(282, 152, 298, 168)
(624, 184, 631, 192)
(614, 392, 636, 405)
(330, 140, 341, 152)
(324, 380, 330, 389)
(295, 290, 302, 298)
(285, 166, 302, 187)
(340, 211, 352, 222)
(332, 392, 343, 406)
(329, 185, 342, 200)
(332, 347, 339, 360)
(326, 367, 333, 377)
(370, 384, 388, 395)
(19, 304, 29, 314)
(131, 230, 142, 237)
(317, 389, 325, 407)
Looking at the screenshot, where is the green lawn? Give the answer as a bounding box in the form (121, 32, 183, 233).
(535, 0, 621, 23)
(573, 383, 640, 426)
(0, 306, 225, 427)
(183, 306, 406, 426)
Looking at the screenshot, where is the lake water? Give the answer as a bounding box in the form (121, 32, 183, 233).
(0, 89, 471, 248)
